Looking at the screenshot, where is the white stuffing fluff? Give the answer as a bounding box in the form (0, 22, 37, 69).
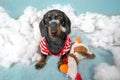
(0, 6, 41, 68)
(94, 63, 120, 80)
(0, 4, 120, 80)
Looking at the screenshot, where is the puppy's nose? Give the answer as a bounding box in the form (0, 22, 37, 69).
(51, 31, 57, 35)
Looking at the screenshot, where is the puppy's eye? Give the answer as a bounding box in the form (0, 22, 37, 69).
(58, 15, 62, 20)
(46, 14, 51, 21)
(47, 16, 51, 20)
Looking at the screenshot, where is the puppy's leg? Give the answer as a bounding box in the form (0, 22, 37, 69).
(35, 54, 47, 69)
(58, 52, 69, 68)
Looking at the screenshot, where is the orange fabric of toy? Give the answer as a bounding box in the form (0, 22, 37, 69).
(76, 37, 82, 43)
(59, 64, 68, 74)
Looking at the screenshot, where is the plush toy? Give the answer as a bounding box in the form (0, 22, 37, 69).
(59, 37, 95, 80)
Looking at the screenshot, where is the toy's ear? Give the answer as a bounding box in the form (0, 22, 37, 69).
(63, 13, 71, 34)
(39, 18, 47, 37)
(74, 46, 87, 53)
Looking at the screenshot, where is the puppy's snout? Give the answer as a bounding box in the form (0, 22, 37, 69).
(50, 22, 58, 35)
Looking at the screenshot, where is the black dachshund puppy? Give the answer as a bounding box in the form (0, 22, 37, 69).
(35, 9, 71, 69)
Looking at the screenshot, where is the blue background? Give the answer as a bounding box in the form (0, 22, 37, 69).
(0, 0, 119, 80)
(0, 0, 120, 18)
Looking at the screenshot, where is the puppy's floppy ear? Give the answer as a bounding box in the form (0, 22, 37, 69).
(63, 13, 71, 34)
(39, 18, 47, 37)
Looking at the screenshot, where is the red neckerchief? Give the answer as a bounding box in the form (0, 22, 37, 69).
(40, 35, 72, 56)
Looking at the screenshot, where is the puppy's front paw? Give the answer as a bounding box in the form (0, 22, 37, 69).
(35, 62, 46, 69)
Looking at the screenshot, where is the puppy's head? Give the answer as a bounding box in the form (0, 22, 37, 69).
(39, 10, 71, 40)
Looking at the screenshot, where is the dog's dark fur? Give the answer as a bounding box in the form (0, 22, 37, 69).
(35, 10, 71, 69)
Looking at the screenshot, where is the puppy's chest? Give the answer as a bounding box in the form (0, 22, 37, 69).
(47, 40, 64, 54)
